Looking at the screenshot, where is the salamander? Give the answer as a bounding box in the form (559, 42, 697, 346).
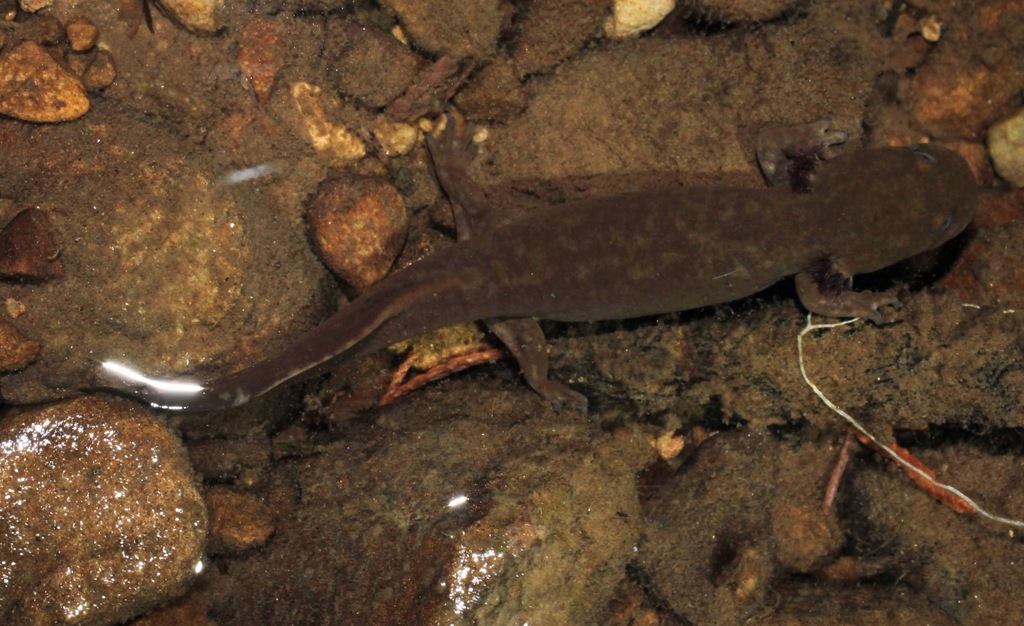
(97, 117, 978, 411)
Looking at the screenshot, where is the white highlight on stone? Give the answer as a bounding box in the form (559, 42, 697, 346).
(447, 494, 469, 509)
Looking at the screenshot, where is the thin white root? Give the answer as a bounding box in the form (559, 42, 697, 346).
(798, 313, 1024, 530)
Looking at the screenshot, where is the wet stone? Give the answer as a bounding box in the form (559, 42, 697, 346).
(210, 408, 654, 624)
(238, 17, 285, 102)
(157, 0, 225, 35)
(988, 108, 1024, 187)
(511, 0, 608, 77)
(639, 431, 793, 624)
(0, 208, 63, 281)
(454, 58, 528, 121)
(0, 41, 89, 123)
(65, 16, 99, 52)
(378, 0, 501, 59)
(0, 396, 208, 625)
(0, 319, 39, 372)
(81, 49, 117, 91)
(206, 486, 275, 555)
(323, 22, 420, 109)
(17, 0, 51, 12)
(306, 176, 409, 293)
(911, 53, 1018, 137)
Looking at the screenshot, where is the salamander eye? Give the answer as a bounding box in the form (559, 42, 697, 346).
(937, 212, 953, 232)
(913, 149, 937, 164)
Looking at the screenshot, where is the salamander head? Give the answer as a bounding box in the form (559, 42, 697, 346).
(818, 143, 978, 275)
(909, 143, 977, 249)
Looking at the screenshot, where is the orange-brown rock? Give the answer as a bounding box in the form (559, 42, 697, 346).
(0, 208, 63, 280)
(911, 55, 1018, 137)
(238, 18, 285, 102)
(0, 319, 39, 372)
(81, 49, 117, 91)
(206, 486, 275, 555)
(66, 16, 100, 52)
(0, 41, 89, 123)
(306, 176, 409, 293)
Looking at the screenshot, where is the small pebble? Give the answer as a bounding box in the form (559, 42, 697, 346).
(16, 0, 51, 12)
(988, 108, 1024, 187)
(205, 486, 275, 555)
(0, 319, 39, 372)
(66, 16, 99, 52)
(290, 82, 366, 164)
(5, 297, 26, 318)
(238, 18, 285, 102)
(373, 118, 419, 157)
(157, 0, 224, 35)
(605, 0, 676, 38)
(82, 49, 117, 91)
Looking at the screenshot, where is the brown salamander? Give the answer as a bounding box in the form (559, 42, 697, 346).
(97, 118, 978, 411)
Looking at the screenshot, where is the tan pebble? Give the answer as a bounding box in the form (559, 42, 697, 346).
(390, 24, 408, 45)
(66, 16, 99, 52)
(388, 323, 487, 370)
(205, 486, 275, 555)
(651, 430, 685, 460)
(5, 297, 26, 318)
(0, 319, 39, 372)
(82, 49, 116, 91)
(17, 0, 51, 12)
(157, 0, 223, 35)
(919, 14, 941, 42)
(988, 109, 1024, 187)
(373, 118, 419, 157)
(605, 0, 676, 38)
(0, 41, 89, 123)
(238, 17, 284, 102)
(305, 177, 409, 292)
(290, 82, 366, 164)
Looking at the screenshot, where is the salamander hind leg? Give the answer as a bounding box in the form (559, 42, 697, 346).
(756, 119, 849, 191)
(487, 318, 588, 412)
(795, 258, 905, 325)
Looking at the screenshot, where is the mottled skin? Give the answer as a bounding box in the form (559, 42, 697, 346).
(99, 119, 977, 411)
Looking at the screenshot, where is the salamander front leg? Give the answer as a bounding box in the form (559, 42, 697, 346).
(795, 259, 905, 325)
(487, 318, 588, 412)
(756, 119, 849, 191)
(425, 113, 495, 237)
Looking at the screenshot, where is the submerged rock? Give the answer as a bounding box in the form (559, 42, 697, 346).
(0, 41, 89, 123)
(0, 396, 207, 625)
